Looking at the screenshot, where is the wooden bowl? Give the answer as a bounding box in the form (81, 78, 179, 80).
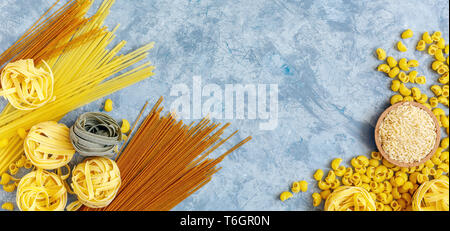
(374, 101, 441, 168)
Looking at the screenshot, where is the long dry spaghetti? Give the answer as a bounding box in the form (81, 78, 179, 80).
(82, 98, 252, 211)
(0, 0, 155, 174)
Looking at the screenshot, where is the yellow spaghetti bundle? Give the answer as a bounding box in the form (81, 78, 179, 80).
(412, 179, 449, 211)
(24, 121, 75, 170)
(0, 0, 155, 175)
(70, 157, 121, 209)
(0, 59, 54, 110)
(324, 186, 377, 211)
(16, 169, 67, 211)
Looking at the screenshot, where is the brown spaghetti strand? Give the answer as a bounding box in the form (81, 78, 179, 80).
(82, 97, 252, 211)
(0, 0, 103, 76)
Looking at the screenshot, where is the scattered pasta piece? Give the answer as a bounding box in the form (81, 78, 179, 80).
(0, 138, 8, 148)
(104, 99, 114, 112)
(423, 32, 433, 44)
(17, 128, 27, 139)
(401, 29, 413, 39)
(70, 112, 122, 157)
(24, 121, 75, 170)
(299, 181, 308, 192)
(376, 48, 387, 60)
(312, 192, 322, 207)
(0, 59, 55, 110)
(16, 169, 67, 211)
(412, 179, 448, 211)
(314, 169, 324, 181)
(324, 186, 376, 211)
(121, 119, 131, 134)
(280, 191, 293, 202)
(388, 67, 400, 78)
(397, 41, 407, 52)
(416, 40, 426, 51)
(399, 58, 409, 71)
(379, 103, 437, 164)
(71, 157, 121, 209)
(386, 56, 397, 68)
(1, 202, 14, 211)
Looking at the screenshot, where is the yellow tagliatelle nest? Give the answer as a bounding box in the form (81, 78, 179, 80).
(412, 179, 449, 211)
(70, 157, 121, 209)
(0, 59, 54, 110)
(16, 169, 67, 211)
(324, 186, 376, 211)
(24, 121, 75, 170)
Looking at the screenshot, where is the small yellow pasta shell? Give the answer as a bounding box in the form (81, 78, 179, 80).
(411, 87, 421, 100)
(399, 83, 411, 96)
(398, 71, 409, 83)
(291, 182, 301, 193)
(422, 32, 433, 44)
(403, 96, 413, 102)
(438, 73, 449, 84)
(416, 40, 426, 51)
(371, 151, 382, 160)
(391, 80, 401, 92)
(441, 138, 449, 149)
(435, 49, 446, 62)
(431, 31, 442, 41)
(429, 97, 439, 108)
(320, 190, 331, 200)
(437, 37, 445, 49)
(331, 158, 342, 170)
(280, 191, 293, 201)
(312, 192, 322, 207)
(299, 180, 308, 192)
(388, 67, 400, 78)
(432, 61, 444, 70)
(377, 63, 391, 73)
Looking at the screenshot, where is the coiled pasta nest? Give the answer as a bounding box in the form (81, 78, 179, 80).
(412, 179, 449, 211)
(69, 112, 122, 157)
(71, 157, 121, 209)
(24, 121, 75, 170)
(16, 169, 67, 211)
(0, 59, 54, 110)
(324, 186, 376, 211)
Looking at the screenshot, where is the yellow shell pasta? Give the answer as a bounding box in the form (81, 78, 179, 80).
(70, 157, 121, 209)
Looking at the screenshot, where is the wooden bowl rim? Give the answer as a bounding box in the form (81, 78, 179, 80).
(374, 101, 441, 168)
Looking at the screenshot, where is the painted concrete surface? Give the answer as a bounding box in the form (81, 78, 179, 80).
(0, 0, 449, 211)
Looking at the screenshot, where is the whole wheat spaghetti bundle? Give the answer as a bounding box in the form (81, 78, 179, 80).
(82, 97, 252, 211)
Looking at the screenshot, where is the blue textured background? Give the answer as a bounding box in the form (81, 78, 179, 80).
(0, 0, 449, 211)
